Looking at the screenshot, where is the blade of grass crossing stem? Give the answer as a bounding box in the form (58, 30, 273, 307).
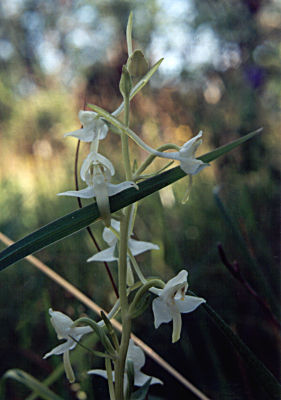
(0, 129, 262, 271)
(3, 369, 63, 400)
(213, 190, 278, 308)
(196, 297, 281, 400)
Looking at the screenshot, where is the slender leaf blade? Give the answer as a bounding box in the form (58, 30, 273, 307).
(126, 11, 133, 56)
(0, 129, 261, 271)
(199, 300, 281, 399)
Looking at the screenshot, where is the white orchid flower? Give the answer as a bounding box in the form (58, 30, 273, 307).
(156, 131, 209, 175)
(88, 339, 162, 388)
(64, 110, 108, 143)
(43, 308, 92, 383)
(152, 270, 206, 343)
(87, 219, 159, 285)
(58, 152, 137, 226)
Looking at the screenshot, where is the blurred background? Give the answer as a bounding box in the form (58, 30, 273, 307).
(0, 0, 280, 399)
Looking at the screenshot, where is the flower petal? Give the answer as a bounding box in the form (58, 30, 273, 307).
(107, 181, 138, 196)
(172, 310, 182, 343)
(152, 297, 173, 328)
(80, 152, 115, 182)
(49, 309, 73, 339)
(176, 295, 206, 314)
(88, 369, 110, 380)
(128, 238, 159, 256)
(127, 339, 145, 371)
(179, 158, 209, 175)
(43, 340, 73, 358)
(87, 246, 117, 263)
(179, 131, 203, 158)
(64, 128, 94, 142)
(63, 350, 75, 383)
(164, 270, 188, 291)
(102, 220, 120, 246)
(72, 325, 93, 337)
(78, 110, 97, 124)
(57, 186, 95, 198)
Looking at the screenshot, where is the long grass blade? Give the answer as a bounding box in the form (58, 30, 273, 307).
(3, 369, 63, 400)
(0, 129, 261, 271)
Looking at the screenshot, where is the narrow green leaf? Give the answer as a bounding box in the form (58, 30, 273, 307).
(0, 129, 261, 271)
(201, 128, 262, 162)
(3, 369, 63, 400)
(112, 58, 164, 117)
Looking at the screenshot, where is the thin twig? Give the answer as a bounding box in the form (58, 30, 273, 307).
(0, 232, 210, 400)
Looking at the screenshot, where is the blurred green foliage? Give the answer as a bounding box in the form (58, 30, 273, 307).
(0, 0, 280, 399)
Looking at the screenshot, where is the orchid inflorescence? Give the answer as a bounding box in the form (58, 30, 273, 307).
(44, 12, 207, 400)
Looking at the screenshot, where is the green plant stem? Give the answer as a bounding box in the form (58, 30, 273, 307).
(128, 250, 147, 284)
(128, 279, 164, 316)
(121, 96, 132, 181)
(133, 143, 180, 179)
(114, 91, 133, 400)
(106, 358, 116, 400)
(115, 209, 132, 400)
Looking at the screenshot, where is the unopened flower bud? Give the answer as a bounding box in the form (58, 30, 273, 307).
(127, 49, 149, 77)
(119, 65, 132, 99)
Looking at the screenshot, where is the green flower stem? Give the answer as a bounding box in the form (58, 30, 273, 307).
(128, 250, 147, 284)
(109, 225, 150, 287)
(114, 91, 134, 399)
(128, 279, 164, 317)
(121, 95, 132, 181)
(106, 358, 116, 400)
(115, 209, 133, 400)
(194, 292, 281, 399)
(133, 143, 180, 179)
(101, 311, 120, 351)
(69, 334, 115, 359)
(73, 317, 116, 356)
